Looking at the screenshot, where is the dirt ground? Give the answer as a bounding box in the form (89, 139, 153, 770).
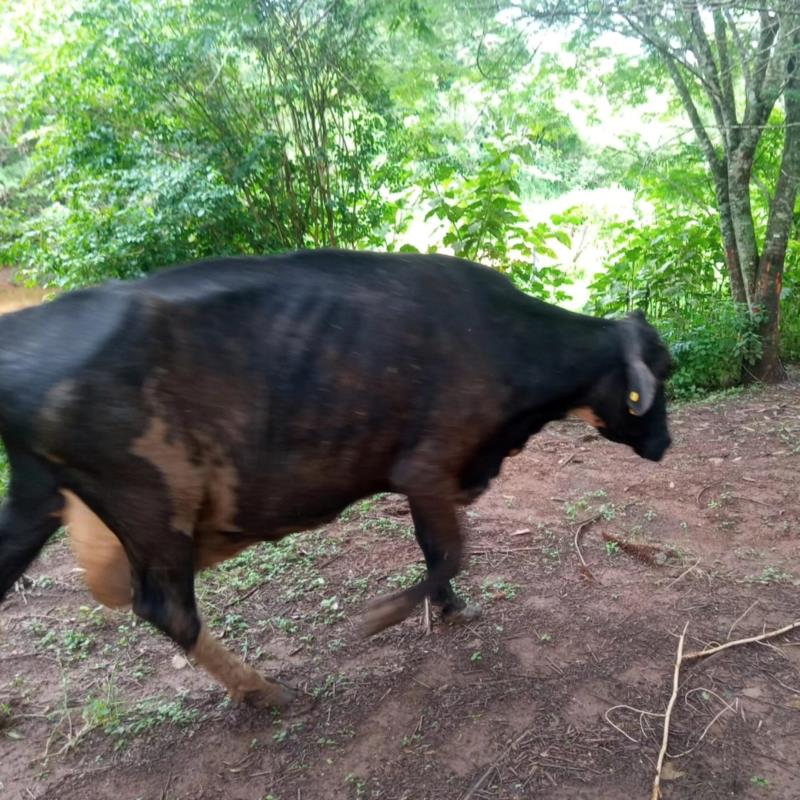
(1, 379, 798, 800)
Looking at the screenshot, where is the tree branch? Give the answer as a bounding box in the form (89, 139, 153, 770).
(760, 17, 800, 269)
(713, 7, 740, 149)
(663, 58, 723, 182)
(681, 0, 730, 151)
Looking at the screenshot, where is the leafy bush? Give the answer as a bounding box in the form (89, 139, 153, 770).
(659, 304, 762, 399)
(779, 242, 800, 362)
(585, 207, 768, 399)
(422, 138, 579, 303)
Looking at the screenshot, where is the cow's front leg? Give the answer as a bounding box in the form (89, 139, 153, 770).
(410, 499, 480, 625)
(361, 479, 470, 635)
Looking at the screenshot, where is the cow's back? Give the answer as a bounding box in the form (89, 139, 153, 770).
(0, 251, 518, 532)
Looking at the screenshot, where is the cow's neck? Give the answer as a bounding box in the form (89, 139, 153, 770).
(507, 302, 620, 421)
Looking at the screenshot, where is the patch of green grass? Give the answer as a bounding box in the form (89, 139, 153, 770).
(212, 612, 250, 639)
(315, 596, 344, 625)
(605, 541, 620, 557)
(339, 494, 390, 522)
(564, 489, 607, 521)
(312, 673, 351, 699)
(270, 616, 299, 634)
(199, 533, 339, 607)
(345, 773, 368, 799)
(745, 566, 793, 584)
(343, 574, 371, 599)
(480, 577, 518, 601)
(27, 618, 96, 662)
(360, 516, 414, 537)
(386, 563, 426, 590)
(108, 695, 199, 742)
(0, 444, 8, 496)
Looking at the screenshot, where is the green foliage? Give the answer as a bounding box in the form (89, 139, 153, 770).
(780, 241, 800, 362)
(586, 190, 778, 397)
(423, 137, 577, 302)
(661, 305, 765, 398)
(1, 0, 409, 287)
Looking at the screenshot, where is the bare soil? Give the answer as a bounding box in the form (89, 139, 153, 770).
(1, 379, 799, 800)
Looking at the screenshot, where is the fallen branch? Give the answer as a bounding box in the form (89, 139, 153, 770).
(684, 620, 800, 661)
(651, 622, 689, 800)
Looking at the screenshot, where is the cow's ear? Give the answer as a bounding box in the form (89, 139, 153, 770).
(620, 314, 657, 416)
(625, 359, 656, 415)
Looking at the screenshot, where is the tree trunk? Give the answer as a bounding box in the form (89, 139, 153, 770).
(749, 257, 786, 382)
(726, 150, 760, 308)
(749, 24, 800, 382)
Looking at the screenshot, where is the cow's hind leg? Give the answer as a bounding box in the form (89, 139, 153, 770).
(0, 448, 63, 601)
(410, 500, 481, 625)
(75, 480, 294, 709)
(127, 536, 295, 708)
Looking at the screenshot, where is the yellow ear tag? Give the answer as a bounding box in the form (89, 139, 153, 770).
(629, 391, 640, 402)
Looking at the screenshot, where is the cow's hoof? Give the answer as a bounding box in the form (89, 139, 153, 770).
(442, 603, 482, 625)
(240, 679, 296, 709)
(359, 594, 416, 637)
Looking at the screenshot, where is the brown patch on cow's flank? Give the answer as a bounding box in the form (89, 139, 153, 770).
(63, 490, 132, 609)
(569, 406, 606, 428)
(130, 415, 202, 536)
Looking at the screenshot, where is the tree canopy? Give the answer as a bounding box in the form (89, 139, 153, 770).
(1, 0, 798, 396)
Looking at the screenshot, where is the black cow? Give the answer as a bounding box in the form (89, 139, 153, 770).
(0, 250, 671, 707)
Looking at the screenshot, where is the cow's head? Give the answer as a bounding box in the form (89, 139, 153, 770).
(574, 311, 672, 462)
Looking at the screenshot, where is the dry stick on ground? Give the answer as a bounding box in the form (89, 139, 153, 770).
(573, 513, 601, 581)
(651, 622, 689, 800)
(695, 482, 721, 507)
(461, 728, 532, 800)
(726, 600, 759, 640)
(663, 558, 701, 591)
(683, 620, 800, 661)
(649, 618, 800, 799)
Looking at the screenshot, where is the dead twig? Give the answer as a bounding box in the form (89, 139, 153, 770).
(469, 546, 538, 556)
(684, 620, 800, 661)
(573, 513, 601, 581)
(729, 495, 770, 507)
(225, 582, 265, 609)
(668, 689, 738, 759)
(726, 601, 759, 640)
(651, 622, 689, 800)
(604, 704, 665, 744)
(663, 558, 701, 590)
(461, 728, 532, 800)
(695, 483, 719, 507)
